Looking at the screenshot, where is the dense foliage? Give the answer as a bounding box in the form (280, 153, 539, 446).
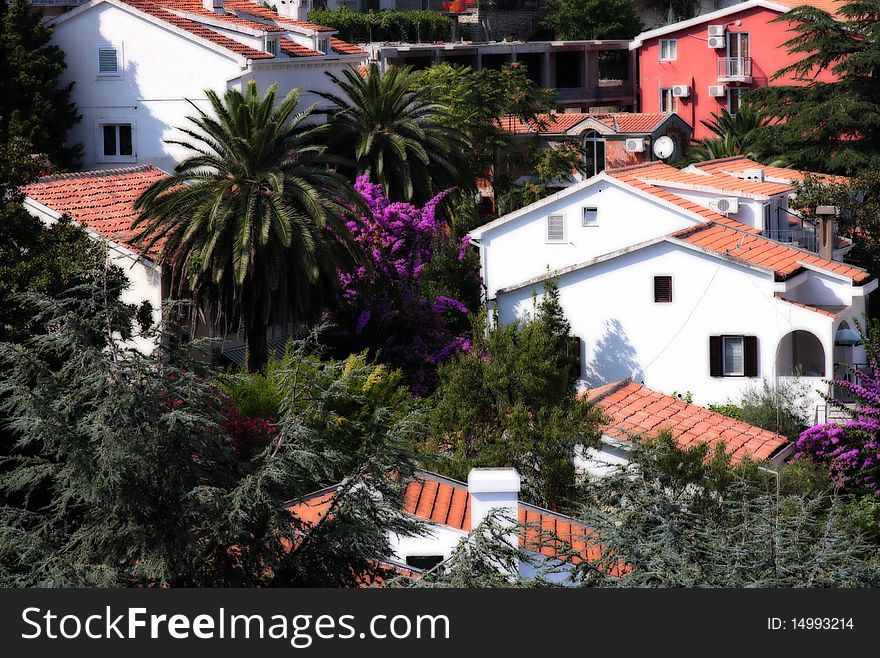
(323, 175, 478, 395)
(0, 280, 426, 586)
(0, 0, 81, 168)
(427, 281, 601, 510)
(132, 81, 360, 372)
(686, 105, 777, 164)
(318, 63, 474, 204)
(308, 8, 453, 43)
(751, 0, 880, 173)
(542, 0, 643, 41)
(795, 321, 880, 495)
(707, 378, 810, 441)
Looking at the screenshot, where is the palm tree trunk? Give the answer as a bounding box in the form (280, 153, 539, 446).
(245, 323, 268, 373)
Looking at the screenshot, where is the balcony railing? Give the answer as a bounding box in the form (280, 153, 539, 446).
(762, 228, 819, 252)
(832, 363, 870, 404)
(717, 57, 752, 82)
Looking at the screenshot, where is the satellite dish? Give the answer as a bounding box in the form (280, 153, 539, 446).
(653, 136, 676, 160)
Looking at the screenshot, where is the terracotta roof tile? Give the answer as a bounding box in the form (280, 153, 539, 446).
(279, 37, 321, 57)
(498, 112, 670, 135)
(330, 37, 368, 55)
(22, 165, 168, 259)
(690, 155, 849, 185)
(585, 380, 789, 464)
(158, 0, 286, 31)
(774, 295, 840, 318)
(671, 221, 870, 282)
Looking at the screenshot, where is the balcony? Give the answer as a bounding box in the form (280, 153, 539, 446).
(717, 57, 752, 84)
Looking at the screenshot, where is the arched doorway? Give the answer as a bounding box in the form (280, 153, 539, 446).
(776, 330, 825, 377)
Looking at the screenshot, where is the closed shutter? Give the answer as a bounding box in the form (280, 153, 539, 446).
(98, 47, 118, 75)
(744, 336, 758, 377)
(709, 336, 722, 377)
(547, 213, 565, 242)
(654, 276, 672, 303)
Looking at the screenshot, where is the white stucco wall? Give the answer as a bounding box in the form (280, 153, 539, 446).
(495, 239, 846, 408)
(476, 177, 704, 298)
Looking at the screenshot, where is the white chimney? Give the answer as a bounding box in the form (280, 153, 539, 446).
(203, 0, 224, 12)
(468, 468, 520, 530)
(274, 0, 310, 21)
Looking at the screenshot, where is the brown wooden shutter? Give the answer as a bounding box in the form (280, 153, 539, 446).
(744, 336, 758, 377)
(709, 336, 722, 377)
(654, 276, 672, 303)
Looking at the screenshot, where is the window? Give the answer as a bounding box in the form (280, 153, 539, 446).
(654, 275, 672, 303)
(581, 130, 605, 177)
(317, 37, 330, 54)
(582, 207, 598, 227)
(709, 335, 758, 377)
(99, 123, 134, 162)
(727, 87, 748, 115)
(96, 45, 120, 77)
(405, 555, 444, 570)
(546, 213, 565, 243)
(727, 32, 750, 61)
(659, 88, 678, 114)
(266, 38, 278, 56)
(660, 39, 677, 61)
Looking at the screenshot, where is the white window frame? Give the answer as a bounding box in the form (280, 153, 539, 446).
(727, 31, 750, 61)
(266, 38, 279, 56)
(722, 335, 745, 376)
(317, 37, 330, 54)
(659, 39, 677, 61)
(582, 206, 598, 227)
(95, 119, 136, 164)
(727, 87, 746, 116)
(659, 88, 678, 114)
(96, 43, 122, 79)
(546, 212, 566, 243)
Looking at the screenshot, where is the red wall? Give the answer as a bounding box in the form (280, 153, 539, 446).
(638, 6, 837, 141)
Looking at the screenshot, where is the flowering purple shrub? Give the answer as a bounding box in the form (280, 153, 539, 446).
(795, 336, 880, 494)
(329, 175, 477, 395)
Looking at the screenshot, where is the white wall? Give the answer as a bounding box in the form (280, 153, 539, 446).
(480, 178, 700, 297)
(660, 186, 768, 231)
(495, 240, 837, 408)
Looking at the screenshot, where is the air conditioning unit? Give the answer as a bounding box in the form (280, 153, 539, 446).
(743, 168, 765, 182)
(709, 197, 740, 214)
(625, 138, 646, 153)
(708, 24, 725, 37)
(672, 84, 690, 98)
(708, 85, 726, 97)
(708, 35, 726, 49)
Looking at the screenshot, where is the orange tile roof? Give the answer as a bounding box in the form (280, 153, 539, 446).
(159, 0, 285, 31)
(774, 295, 841, 318)
(671, 221, 871, 283)
(607, 163, 759, 230)
(279, 38, 321, 58)
(121, 0, 273, 59)
(631, 161, 793, 197)
(223, 0, 336, 31)
(690, 156, 848, 185)
(287, 471, 601, 565)
(330, 37, 368, 55)
(772, 0, 843, 16)
(499, 112, 670, 135)
(22, 165, 168, 259)
(585, 380, 789, 464)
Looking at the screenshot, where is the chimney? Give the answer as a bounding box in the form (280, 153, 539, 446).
(816, 205, 837, 261)
(203, 0, 224, 12)
(468, 467, 520, 531)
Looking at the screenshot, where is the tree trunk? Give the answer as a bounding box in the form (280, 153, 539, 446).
(245, 323, 268, 374)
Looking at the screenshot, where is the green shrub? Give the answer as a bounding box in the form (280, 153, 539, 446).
(308, 8, 453, 43)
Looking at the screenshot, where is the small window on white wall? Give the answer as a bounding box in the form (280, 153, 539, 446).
(96, 45, 121, 78)
(582, 207, 598, 226)
(547, 213, 565, 243)
(97, 121, 135, 163)
(317, 37, 330, 54)
(266, 38, 278, 56)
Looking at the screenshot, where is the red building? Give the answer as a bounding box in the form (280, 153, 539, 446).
(633, 0, 841, 141)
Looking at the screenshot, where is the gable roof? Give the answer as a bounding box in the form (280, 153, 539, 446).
(498, 112, 675, 136)
(22, 165, 167, 260)
(689, 155, 849, 185)
(585, 380, 789, 463)
(617, 161, 793, 199)
(286, 470, 601, 564)
(672, 221, 870, 283)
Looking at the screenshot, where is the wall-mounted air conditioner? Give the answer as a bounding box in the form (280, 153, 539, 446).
(625, 138, 646, 153)
(672, 85, 690, 98)
(708, 85, 726, 97)
(709, 197, 740, 214)
(743, 168, 765, 182)
(708, 36, 726, 49)
(708, 25, 725, 37)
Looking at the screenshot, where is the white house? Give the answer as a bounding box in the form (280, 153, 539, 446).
(468, 156, 875, 416)
(49, 0, 368, 172)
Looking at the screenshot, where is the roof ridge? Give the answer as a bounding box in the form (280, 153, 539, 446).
(607, 161, 670, 174)
(585, 379, 633, 404)
(31, 164, 160, 184)
(690, 155, 752, 168)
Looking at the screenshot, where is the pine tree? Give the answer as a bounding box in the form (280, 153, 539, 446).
(750, 0, 880, 173)
(0, 0, 81, 168)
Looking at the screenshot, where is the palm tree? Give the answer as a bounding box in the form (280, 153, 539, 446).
(689, 104, 782, 164)
(132, 81, 360, 372)
(315, 62, 474, 203)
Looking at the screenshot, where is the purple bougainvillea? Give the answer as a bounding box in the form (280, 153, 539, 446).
(328, 175, 476, 395)
(795, 342, 880, 494)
